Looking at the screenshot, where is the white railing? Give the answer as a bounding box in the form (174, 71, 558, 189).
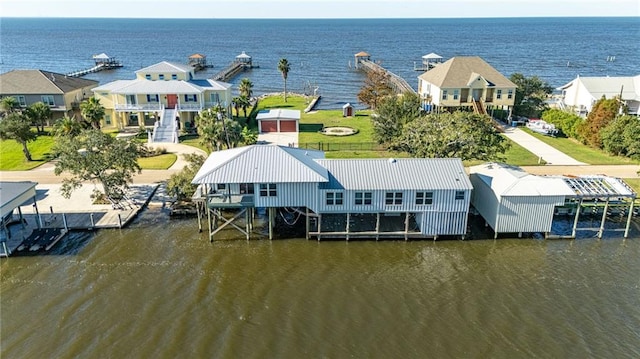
(177, 103, 202, 111)
(115, 103, 163, 112)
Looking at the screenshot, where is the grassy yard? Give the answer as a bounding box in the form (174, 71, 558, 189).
(624, 178, 640, 194)
(0, 136, 56, 170)
(521, 128, 638, 165)
(138, 153, 177, 170)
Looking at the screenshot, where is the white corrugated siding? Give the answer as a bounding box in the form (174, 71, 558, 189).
(497, 196, 565, 233)
(470, 175, 499, 230)
(420, 211, 468, 236)
(254, 182, 320, 209)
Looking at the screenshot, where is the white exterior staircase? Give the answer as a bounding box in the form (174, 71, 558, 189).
(152, 107, 179, 143)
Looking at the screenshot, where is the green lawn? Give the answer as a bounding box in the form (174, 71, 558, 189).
(138, 153, 177, 170)
(0, 136, 56, 170)
(624, 178, 640, 194)
(521, 128, 638, 165)
(502, 137, 546, 166)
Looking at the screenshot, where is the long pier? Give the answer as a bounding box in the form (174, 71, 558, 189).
(213, 52, 259, 82)
(354, 53, 416, 94)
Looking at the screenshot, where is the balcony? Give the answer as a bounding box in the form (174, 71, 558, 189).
(115, 103, 163, 112)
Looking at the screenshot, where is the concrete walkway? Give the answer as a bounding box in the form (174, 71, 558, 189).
(501, 125, 586, 166)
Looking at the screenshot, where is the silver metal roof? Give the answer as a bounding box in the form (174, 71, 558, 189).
(92, 78, 231, 94)
(192, 145, 328, 184)
(469, 163, 574, 197)
(256, 109, 301, 120)
(316, 158, 472, 190)
(135, 61, 193, 74)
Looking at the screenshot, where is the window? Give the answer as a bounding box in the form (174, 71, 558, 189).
(416, 191, 434, 205)
(16, 96, 27, 107)
(105, 115, 111, 125)
(455, 191, 465, 200)
(126, 94, 137, 105)
(210, 93, 220, 104)
(145, 74, 151, 80)
(41, 95, 55, 106)
(326, 192, 343, 206)
(453, 90, 459, 100)
(496, 89, 502, 99)
(355, 192, 372, 205)
(259, 183, 277, 197)
(507, 90, 513, 99)
(240, 183, 254, 194)
(159, 74, 165, 80)
(216, 183, 226, 191)
(184, 94, 197, 102)
(442, 90, 448, 100)
(385, 192, 403, 205)
(171, 74, 178, 80)
(146, 94, 159, 102)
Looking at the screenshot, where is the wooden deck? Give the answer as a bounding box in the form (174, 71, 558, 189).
(357, 59, 416, 94)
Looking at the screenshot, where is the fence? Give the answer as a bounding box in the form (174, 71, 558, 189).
(297, 142, 387, 152)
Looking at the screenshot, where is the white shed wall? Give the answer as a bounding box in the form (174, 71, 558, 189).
(497, 196, 565, 233)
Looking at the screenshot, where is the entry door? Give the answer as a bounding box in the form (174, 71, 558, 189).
(472, 89, 483, 101)
(167, 94, 178, 109)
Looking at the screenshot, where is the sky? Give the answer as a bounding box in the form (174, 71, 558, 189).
(1, 0, 639, 19)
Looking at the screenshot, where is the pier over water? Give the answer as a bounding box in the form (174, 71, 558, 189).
(354, 51, 416, 94)
(212, 51, 258, 82)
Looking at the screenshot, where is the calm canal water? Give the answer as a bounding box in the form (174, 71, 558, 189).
(2, 207, 639, 358)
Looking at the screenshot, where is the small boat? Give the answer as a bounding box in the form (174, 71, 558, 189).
(526, 119, 558, 136)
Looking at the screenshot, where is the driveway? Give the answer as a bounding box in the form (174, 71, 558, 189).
(500, 124, 586, 166)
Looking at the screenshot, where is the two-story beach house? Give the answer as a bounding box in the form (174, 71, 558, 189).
(91, 61, 232, 139)
(192, 145, 473, 240)
(556, 74, 640, 117)
(0, 69, 98, 121)
(417, 56, 517, 116)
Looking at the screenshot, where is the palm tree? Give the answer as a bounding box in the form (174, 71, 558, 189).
(232, 96, 241, 117)
(0, 96, 21, 117)
(53, 115, 83, 138)
(25, 101, 52, 133)
(80, 97, 105, 129)
(238, 95, 251, 118)
(238, 78, 254, 99)
(278, 58, 290, 102)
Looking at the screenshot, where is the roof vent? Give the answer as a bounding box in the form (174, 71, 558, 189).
(388, 158, 396, 163)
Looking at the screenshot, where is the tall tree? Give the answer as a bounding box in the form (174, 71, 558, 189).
(196, 108, 242, 151)
(0, 112, 37, 161)
(232, 96, 241, 117)
(80, 97, 105, 129)
(53, 129, 142, 200)
(372, 92, 422, 145)
(541, 108, 583, 138)
(601, 114, 640, 160)
(278, 58, 290, 102)
(237, 95, 251, 118)
(394, 111, 509, 161)
(238, 78, 254, 99)
(25, 101, 52, 133)
(357, 68, 393, 110)
(509, 73, 553, 118)
(0, 96, 21, 117)
(577, 96, 620, 148)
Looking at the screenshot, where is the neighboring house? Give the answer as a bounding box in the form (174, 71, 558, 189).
(0, 69, 98, 120)
(417, 56, 517, 116)
(92, 61, 232, 131)
(557, 74, 640, 117)
(256, 109, 300, 133)
(192, 145, 473, 240)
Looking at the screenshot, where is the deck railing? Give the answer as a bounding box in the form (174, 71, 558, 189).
(115, 103, 163, 112)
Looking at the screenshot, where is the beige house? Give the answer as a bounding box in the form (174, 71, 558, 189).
(92, 61, 232, 136)
(417, 56, 517, 116)
(0, 70, 98, 120)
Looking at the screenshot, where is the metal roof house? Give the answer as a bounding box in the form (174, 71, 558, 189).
(0, 181, 39, 257)
(192, 145, 473, 240)
(557, 74, 640, 116)
(469, 163, 637, 238)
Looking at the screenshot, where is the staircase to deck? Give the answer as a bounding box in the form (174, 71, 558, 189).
(153, 108, 178, 143)
(472, 99, 487, 116)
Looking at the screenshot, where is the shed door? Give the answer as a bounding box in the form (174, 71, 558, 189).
(261, 120, 278, 132)
(279, 120, 297, 132)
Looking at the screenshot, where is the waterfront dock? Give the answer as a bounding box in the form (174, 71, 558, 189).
(1, 183, 158, 257)
(212, 51, 258, 82)
(66, 53, 123, 77)
(354, 51, 416, 94)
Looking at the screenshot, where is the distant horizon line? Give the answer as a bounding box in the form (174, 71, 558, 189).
(1, 15, 638, 20)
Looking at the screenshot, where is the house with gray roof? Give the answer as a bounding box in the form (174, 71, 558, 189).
(192, 145, 473, 240)
(0, 69, 98, 120)
(417, 56, 516, 116)
(557, 74, 640, 116)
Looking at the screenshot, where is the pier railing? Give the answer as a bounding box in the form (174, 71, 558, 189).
(358, 59, 416, 95)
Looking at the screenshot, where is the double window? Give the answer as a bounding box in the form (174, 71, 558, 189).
(385, 192, 403, 205)
(355, 192, 372, 205)
(184, 94, 197, 102)
(240, 183, 254, 194)
(41, 95, 55, 106)
(415, 191, 434, 205)
(146, 94, 159, 102)
(259, 183, 277, 197)
(326, 192, 343, 206)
